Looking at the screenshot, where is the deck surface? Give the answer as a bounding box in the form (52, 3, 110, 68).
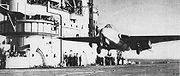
(0, 63, 179, 76)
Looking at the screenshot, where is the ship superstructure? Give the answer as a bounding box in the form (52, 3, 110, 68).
(0, 0, 98, 68)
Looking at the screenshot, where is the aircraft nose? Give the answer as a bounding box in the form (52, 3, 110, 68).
(104, 24, 112, 28)
(102, 28, 120, 44)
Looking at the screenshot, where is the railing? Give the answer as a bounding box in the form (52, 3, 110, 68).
(17, 19, 59, 34)
(0, 19, 59, 36)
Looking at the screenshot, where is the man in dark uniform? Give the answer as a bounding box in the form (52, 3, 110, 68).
(72, 53, 76, 66)
(79, 54, 82, 66)
(105, 52, 111, 65)
(117, 51, 122, 65)
(68, 50, 73, 66)
(74, 53, 78, 66)
(0, 47, 6, 68)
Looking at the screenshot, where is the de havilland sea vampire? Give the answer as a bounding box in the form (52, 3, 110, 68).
(58, 24, 180, 55)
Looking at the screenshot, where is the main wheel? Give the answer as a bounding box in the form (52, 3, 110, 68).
(136, 49, 141, 55)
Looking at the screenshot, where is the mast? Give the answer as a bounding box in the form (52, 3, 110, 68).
(88, 0, 95, 37)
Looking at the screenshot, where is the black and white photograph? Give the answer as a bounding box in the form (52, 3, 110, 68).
(0, 0, 180, 76)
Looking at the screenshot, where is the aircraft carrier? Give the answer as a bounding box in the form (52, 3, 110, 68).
(0, 0, 180, 76)
(0, 0, 99, 68)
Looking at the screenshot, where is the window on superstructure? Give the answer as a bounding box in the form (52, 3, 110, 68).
(64, 0, 74, 13)
(75, 0, 82, 15)
(32, 54, 34, 57)
(70, 19, 76, 23)
(49, 1, 60, 9)
(53, 54, 56, 58)
(63, 0, 82, 15)
(76, 34, 79, 37)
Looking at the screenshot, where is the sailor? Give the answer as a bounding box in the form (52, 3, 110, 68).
(98, 50, 105, 66)
(117, 51, 122, 65)
(68, 50, 74, 66)
(121, 57, 125, 65)
(72, 53, 76, 66)
(0, 47, 6, 68)
(105, 51, 111, 65)
(110, 50, 116, 65)
(96, 54, 100, 65)
(74, 53, 78, 66)
(81, 51, 88, 66)
(78, 53, 82, 66)
(63, 52, 68, 66)
(105, 55, 109, 65)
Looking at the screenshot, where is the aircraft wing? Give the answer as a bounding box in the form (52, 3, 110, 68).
(126, 35, 180, 43)
(122, 35, 180, 52)
(0, 6, 24, 17)
(57, 37, 100, 43)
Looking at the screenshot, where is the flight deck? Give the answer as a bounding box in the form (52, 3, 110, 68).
(0, 62, 179, 76)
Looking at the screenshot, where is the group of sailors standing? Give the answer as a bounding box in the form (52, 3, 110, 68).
(63, 50, 88, 67)
(63, 49, 126, 67)
(96, 50, 125, 66)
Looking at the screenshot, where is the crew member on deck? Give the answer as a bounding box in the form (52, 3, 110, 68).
(63, 52, 68, 66)
(117, 51, 122, 65)
(97, 53, 104, 66)
(74, 53, 78, 66)
(81, 51, 88, 66)
(78, 53, 82, 66)
(68, 50, 74, 66)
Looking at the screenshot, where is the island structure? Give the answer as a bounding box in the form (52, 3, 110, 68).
(0, 0, 99, 68)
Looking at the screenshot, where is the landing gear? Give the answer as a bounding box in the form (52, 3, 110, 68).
(136, 48, 142, 55)
(97, 47, 101, 54)
(136, 50, 140, 55)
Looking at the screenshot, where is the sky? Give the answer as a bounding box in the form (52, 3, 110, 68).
(94, 0, 180, 59)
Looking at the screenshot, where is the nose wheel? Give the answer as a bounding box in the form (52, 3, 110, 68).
(136, 48, 142, 55)
(136, 50, 140, 55)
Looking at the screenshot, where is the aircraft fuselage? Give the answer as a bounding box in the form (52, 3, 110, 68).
(100, 28, 130, 51)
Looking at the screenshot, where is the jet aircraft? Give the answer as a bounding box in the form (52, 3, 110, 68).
(58, 24, 180, 55)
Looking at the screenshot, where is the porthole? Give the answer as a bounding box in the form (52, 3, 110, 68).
(53, 54, 56, 58)
(76, 34, 79, 37)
